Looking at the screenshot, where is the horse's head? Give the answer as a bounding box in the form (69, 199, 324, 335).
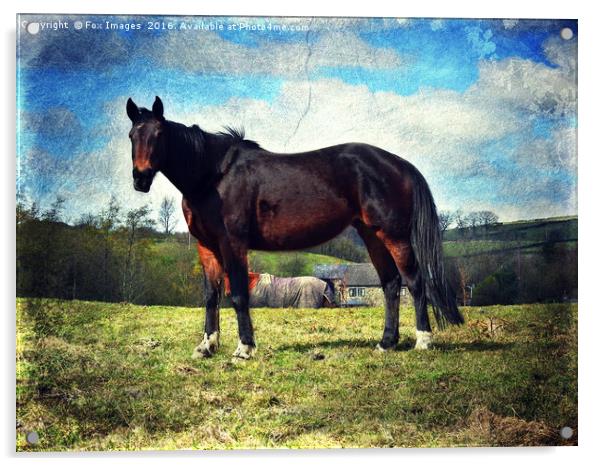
(126, 96, 167, 193)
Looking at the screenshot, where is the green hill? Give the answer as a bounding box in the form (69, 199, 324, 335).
(151, 241, 351, 278)
(443, 216, 577, 258)
(249, 250, 351, 276)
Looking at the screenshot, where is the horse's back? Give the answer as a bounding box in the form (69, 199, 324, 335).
(223, 141, 416, 249)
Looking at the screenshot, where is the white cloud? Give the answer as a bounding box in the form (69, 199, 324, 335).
(469, 35, 577, 118)
(147, 29, 406, 77)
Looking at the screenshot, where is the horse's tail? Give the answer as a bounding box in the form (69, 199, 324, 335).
(409, 167, 464, 329)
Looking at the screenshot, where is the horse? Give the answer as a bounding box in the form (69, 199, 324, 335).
(126, 96, 463, 360)
(224, 272, 336, 308)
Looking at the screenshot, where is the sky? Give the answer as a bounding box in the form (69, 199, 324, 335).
(16, 15, 577, 231)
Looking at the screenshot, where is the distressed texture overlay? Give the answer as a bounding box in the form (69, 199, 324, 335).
(17, 16, 577, 228)
(16, 16, 578, 451)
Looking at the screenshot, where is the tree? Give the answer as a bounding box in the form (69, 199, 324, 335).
(121, 205, 155, 302)
(158, 196, 177, 236)
(43, 195, 66, 222)
(464, 211, 481, 231)
(99, 195, 121, 301)
(476, 210, 499, 230)
(438, 210, 454, 233)
(454, 210, 467, 237)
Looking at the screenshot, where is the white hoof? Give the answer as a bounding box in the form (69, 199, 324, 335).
(191, 332, 219, 359)
(232, 340, 256, 360)
(375, 343, 390, 352)
(415, 330, 433, 350)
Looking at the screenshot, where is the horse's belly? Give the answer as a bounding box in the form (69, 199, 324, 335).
(250, 201, 353, 250)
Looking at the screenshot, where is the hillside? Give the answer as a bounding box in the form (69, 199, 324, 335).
(152, 241, 351, 277)
(442, 216, 577, 258)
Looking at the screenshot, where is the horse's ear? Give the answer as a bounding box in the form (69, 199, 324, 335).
(126, 98, 139, 123)
(152, 96, 164, 120)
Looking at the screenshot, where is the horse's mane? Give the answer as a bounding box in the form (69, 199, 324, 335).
(155, 114, 262, 195)
(138, 107, 261, 152)
(215, 125, 262, 149)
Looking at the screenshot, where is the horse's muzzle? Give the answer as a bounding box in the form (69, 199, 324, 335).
(133, 168, 155, 193)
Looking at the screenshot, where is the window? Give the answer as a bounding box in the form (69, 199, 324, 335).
(348, 287, 365, 298)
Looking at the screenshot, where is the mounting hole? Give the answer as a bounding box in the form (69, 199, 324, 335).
(26, 22, 40, 35)
(560, 27, 574, 40)
(25, 431, 39, 444)
(560, 426, 574, 439)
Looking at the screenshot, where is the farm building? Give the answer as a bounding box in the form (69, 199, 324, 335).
(314, 263, 412, 307)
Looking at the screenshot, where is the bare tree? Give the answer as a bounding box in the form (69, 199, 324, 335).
(100, 195, 121, 301)
(464, 211, 481, 231)
(477, 210, 499, 229)
(122, 205, 154, 302)
(454, 210, 467, 237)
(158, 196, 177, 236)
(43, 195, 66, 222)
(439, 210, 454, 233)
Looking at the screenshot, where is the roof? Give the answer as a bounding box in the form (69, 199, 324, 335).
(313, 264, 347, 280)
(343, 263, 381, 286)
(314, 263, 394, 287)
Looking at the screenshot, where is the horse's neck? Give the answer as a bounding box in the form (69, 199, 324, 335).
(162, 124, 229, 197)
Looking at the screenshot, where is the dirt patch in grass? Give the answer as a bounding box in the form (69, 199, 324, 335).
(459, 406, 574, 446)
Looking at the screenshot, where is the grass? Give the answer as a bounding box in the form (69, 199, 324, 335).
(442, 239, 578, 258)
(248, 250, 351, 276)
(443, 240, 528, 257)
(16, 299, 577, 451)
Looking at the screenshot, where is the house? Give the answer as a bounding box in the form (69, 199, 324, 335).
(313, 263, 412, 307)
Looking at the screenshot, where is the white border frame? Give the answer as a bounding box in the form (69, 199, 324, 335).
(3, 1, 599, 465)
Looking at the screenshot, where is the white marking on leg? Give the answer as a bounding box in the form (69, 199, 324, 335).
(415, 330, 433, 350)
(375, 343, 389, 352)
(191, 331, 219, 359)
(232, 340, 256, 360)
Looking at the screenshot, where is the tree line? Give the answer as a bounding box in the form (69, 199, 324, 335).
(17, 195, 204, 307)
(439, 209, 500, 236)
(16, 196, 577, 308)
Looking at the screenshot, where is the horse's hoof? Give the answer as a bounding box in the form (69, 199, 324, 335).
(191, 332, 219, 359)
(375, 343, 394, 352)
(232, 340, 256, 360)
(191, 346, 212, 359)
(376, 336, 398, 352)
(414, 331, 433, 350)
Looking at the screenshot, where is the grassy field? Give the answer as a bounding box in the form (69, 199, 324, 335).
(16, 299, 577, 451)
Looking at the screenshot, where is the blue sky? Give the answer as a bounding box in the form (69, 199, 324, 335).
(17, 15, 577, 229)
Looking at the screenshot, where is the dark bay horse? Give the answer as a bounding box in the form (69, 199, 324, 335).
(126, 96, 463, 359)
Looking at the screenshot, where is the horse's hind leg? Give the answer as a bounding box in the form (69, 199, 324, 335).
(377, 235, 432, 350)
(192, 243, 224, 358)
(354, 223, 402, 351)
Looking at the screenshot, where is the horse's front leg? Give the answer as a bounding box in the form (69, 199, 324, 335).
(192, 243, 224, 359)
(224, 245, 256, 360)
